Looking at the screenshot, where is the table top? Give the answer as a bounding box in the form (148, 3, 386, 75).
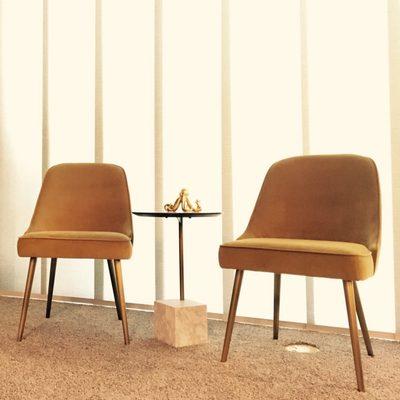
(133, 211, 221, 218)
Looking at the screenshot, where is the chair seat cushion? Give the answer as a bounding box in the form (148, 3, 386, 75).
(219, 238, 374, 281)
(18, 231, 132, 260)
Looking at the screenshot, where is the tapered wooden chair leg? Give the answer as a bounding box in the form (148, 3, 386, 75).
(343, 281, 365, 392)
(273, 273, 281, 340)
(114, 260, 130, 345)
(107, 260, 122, 320)
(17, 258, 37, 341)
(221, 270, 244, 362)
(354, 282, 373, 357)
(46, 258, 57, 318)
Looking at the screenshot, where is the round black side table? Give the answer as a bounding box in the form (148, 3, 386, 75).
(133, 211, 221, 300)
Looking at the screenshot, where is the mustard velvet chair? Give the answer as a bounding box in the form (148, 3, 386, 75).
(219, 155, 380, 392)
(17, 163, 133, 345)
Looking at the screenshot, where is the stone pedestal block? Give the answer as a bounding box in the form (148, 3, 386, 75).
(154, 299, 208, 347)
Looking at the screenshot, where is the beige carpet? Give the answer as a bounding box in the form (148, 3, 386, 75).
(1, 297, 400, 400)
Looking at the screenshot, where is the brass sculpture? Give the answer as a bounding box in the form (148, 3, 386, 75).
(164, 189, 202, 213)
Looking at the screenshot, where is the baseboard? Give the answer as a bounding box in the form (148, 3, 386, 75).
(1, 290, 399, 342)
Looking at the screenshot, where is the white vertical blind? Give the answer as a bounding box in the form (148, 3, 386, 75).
(47, 0, 96, 298)
(0, 0, 398, 334)
(307, 0, 395, 332)
(162, 0, 222, 312)
(102, 0, 155, 305)
(0, 0, 43, 293)
(388, 0, 400, 333)
(230, 0, 305, 322)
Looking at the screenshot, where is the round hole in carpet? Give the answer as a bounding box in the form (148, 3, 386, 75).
(285, 342, 319, 354)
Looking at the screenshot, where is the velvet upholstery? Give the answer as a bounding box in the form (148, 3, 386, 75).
(18, 163, 133, 260)
(219, 155, 380, 280)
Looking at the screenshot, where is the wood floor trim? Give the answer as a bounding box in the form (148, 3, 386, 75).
(2, 290, 399, 341)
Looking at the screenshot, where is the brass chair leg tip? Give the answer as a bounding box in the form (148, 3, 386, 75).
(357, 380, 365, 392)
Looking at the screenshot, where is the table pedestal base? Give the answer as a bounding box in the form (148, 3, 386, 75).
(154, 299, 208, 347)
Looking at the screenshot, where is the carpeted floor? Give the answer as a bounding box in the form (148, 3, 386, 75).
(1, 297, 400, 399)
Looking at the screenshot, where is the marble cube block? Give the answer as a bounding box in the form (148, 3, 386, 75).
(154, 299, 208, 348)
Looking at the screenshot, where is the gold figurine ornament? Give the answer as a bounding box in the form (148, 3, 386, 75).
(164, 188, 202, 213)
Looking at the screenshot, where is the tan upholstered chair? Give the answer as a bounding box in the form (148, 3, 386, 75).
(219, 155, 380, 392)
(17, 163, 133, 344)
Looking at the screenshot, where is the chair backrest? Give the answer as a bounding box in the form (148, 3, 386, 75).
(27, 163, 133, 239)
(242, 155, 381, 264)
